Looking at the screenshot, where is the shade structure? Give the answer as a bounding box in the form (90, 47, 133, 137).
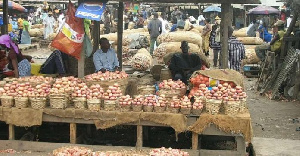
(203, 6, 221, 12)
(248, 5, 280, 15)
(0, 1, 27, 12)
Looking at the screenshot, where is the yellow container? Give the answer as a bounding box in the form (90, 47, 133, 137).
(31, 63, 44, 76)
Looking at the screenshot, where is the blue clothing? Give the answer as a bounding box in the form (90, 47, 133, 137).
(259, 25, 272, 42)
(170, 24, 177, 32)
(93, 48, 119, 72)
(142, 11, 147, 19)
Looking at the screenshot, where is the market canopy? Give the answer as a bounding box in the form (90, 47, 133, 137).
(248, 5, 280, 15)
(203, 6, 221, 12)
(0, 1, 27, 12)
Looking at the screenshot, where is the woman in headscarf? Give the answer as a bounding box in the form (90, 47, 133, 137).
(0, 34, 31, 78)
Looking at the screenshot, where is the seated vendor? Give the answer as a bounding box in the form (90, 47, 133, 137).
(93, 37, 119, 73)
(0, 34, 31, 78)
(168, 41, 202, 84)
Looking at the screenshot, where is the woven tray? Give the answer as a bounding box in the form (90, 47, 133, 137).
(206, 99, 222, 115)
(73, 97, 87, 109)
(132, 105, 143, 112)
(87, 99, 101, 112)
(50, 95, 69, 109)
(224, 101, 240, 116)
(30, 97, 47, 109)
(1, 96, 14, 108)
(180, 107, 191, 115)
(103, 100, 117, 111)
(154, 106, 166, 113)
(120, 105, 131, 112)
(143, 105, 154, 112)
(166, 107, 179, 113)
(15, 97, 29, 108)
(191, 108, 203, 116)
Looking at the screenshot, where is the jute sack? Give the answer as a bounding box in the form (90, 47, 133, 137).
(242, 48, 260, 64)
(100, 33, 131, 46)
(163, 52, 210, 68)
(192, 25, 204, 33)
(154, 42, 200, 59)
(31, 24, 44, 29)
(112, 45, 129, 54)
(47, 33, 58, 40)
(29, 28, 44, 37)
(233, 27, 247, 37)
(237, 37, 264, 45)
(190, 69, 244, 88)
(157, 31, 203, 48)
(131, 48, 153, 71)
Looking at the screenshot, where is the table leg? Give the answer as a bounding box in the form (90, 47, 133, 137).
(192, 132, 198, 150)
(236, 136, 246, 155)
(70, 123, 77, 144)
(9, 124, 15, 140)
(136, 125, 143, 149)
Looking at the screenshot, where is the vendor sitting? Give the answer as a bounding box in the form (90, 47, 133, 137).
(169, 41, 202, 84)
(93, 37, 119, 73)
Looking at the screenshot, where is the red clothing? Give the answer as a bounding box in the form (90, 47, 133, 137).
(280, 12, 286, 22)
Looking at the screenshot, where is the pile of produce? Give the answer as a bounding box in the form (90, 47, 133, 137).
(119, 95, 132, 106)
(86, 84, 104, 100)
(159, 79, 186, 90)
(156, 95, 168, 107)
(154, 42, 201, 59)
(180, 96, 192, 108)
(102, 83, 122, 100)
(169, 96, 181, 109)
(49, 77, 82, 95)
(132, 95, 144, 106)
(28, 83, 51, 98)
(149, 147, 189, 156)
(1, 81, 32, 97)
(157, 31, 202, 49)
(18, 76, 53, 84)
(53, 146, 93, 156)
(100, 33, 132, 46)
(143, 94, 157, 106)
(71, 82, 89, 98)
(242, 48, 260, 64)
(192, 97, 204, 110)
(131, 48, 153, 71)
(85, 71, 128, 81)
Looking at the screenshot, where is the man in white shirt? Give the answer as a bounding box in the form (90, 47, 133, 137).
(286, 15, 292, 28)
(158, 13, 169, 34)
(57, 10, 65, 33)
(198, 13, 205, 26)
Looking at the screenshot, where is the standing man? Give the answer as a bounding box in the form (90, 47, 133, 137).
(228, 26, 246, 71)
(43, 12, 55, 39)
(93, 38, 119, 73)
(148, 12, 162, 55)
(247, 20, 259, 37)
(102, 10, 111, 34)
(57, 10, 65, 33)
(17, 15, 23, 44)
(209, 17, 221, 67)
(202, 18, 212, 56)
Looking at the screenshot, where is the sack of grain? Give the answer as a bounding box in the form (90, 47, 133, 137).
(233, 27, 248, 37)
(128, 22, 135, 30)
(192, 25, 204, 33)
(31, 24, 44, 29)
(237, 37, 264, 45)
(131, 48, 153, 71)
(101, 33, 132, 46)
(29, 29, 43, 37)
(157, 31, 202, 48)
(154, 42, 200, 59)
(242, 48, 260, 64)
(112, 45, 129, 54)
(47, 33, 58, 40)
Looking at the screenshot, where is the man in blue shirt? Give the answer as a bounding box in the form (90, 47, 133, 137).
(93, 38, 119, 73)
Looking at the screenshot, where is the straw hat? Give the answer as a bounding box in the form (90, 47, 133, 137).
(215, 16, 221, 20)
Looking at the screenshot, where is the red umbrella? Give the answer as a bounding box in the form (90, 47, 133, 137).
(248, 5, 280, 15)
(0, 1, 27, 12)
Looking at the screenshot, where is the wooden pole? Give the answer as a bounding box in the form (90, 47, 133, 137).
(70, 123, 77, 144)
(192, 132, 198, 150)
(220, 3, 231, 69)
(136, 125, 143, 149)
(1, 0, 9, 34)
(77, 0, 85, 78)
(9, 124, 15, 140)
(117, 2, 124, 70)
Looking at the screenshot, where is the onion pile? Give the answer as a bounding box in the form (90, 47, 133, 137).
(159, 79, 186, 89)
(0, 87, 4, 96)
(50, 77, 82, 95)
(149, 147, 189, 156)
(156, 95, 167, 107)
(103, 83, 122, 100)
(143, 94, 157, 106)
(71, 82, 89, 98)
(170, 96, 181, 108)
(53, 146, 92, 156)
(132, 95, 144, 106)
(119, 95, 132, 106)
(193, 98, 204, 110)
(86, 84, 104, 99)
(18, 76, 53, 84)
(1, 81, 32, 97)
(180, 96, 192, 108)
(28, 83, 51, 98)
(85, 71, 128, 81)
(190, 74, 210, 87)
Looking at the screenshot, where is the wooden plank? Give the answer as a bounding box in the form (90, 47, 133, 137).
(192, 132, 198, 150)
(70, 123, 77, 144)
(8, 124, 15, 140)
(136, 125, 143, 149)
(117, 2, 124, 70)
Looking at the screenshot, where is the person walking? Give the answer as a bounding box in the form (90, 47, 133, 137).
(43, 12, 55, 39)
(209, 16, 221, 67)
(147, 12, 162, 55)
(202, 18, 212, 56)
(17, 15, 23, 43)
(20, 16, 31, 44)
(228, 26, 246, 71)
(57, 10, 65, 33)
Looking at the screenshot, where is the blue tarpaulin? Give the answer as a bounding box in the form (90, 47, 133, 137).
(75, 2, 106, 21)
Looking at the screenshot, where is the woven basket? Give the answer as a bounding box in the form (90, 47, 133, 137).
(240, 99, 247, 112)
(206, 99, 222, 115)
(15, 97, 29, 108)
(180, 107, 191, 115)
(132, 105, 143, 112)
(85, 78, 129, 94)
(30, 97, 47, 109)
(50, 95, 69, 109)
(103, 100, 117, 111)
(73, 97, 87, 109)
(1, 96, 14, 108)
(143, 105, 154, 112)
(166, 107, 179, 113)
(87, 99, 101, 112)
(224, 101, 241, 116)
(120, 105, 131, 112)
(137, 85, 156, 96)
(154, 106, 166, 113)
(191, 108, 203, 116)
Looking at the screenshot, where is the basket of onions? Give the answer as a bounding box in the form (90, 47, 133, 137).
(180, 96, 192, 115)
(119, 95, 132, 111)
(132, 95, 144, 112)
(166, 96, 180, 113)
(18, 76, 54, 87)
(0, 82, 17, 108)
(192, 97, 204, 116)
(143, 94, 156, 112)
(12, 82, 33, 108)
(158, 79, 187, 98)
(149, 147, 189, 156)
(154, 95, 167, 113)
(71, 82, 89, 109)
(86, 84, 104, 112)
(137, 85, 156, 96)
(223, 85, 247, 115)
(103, 83, 122, 111)
(28, 83, 51, 109)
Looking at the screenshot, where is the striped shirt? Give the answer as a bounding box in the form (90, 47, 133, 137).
(228, 37, 245, 71)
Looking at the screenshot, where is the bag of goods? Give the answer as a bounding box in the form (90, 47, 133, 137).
(31, 24, 43, 29)
(242, 48, 260, 64)
(119, 95, 132, 111)
(154, 95, 167, 113)
(149, 147, 189, 156)
(233, 27, 248, 37)
(180, 96, 192, 115)
(154, 42, 201, 59)
(103, 83, 122, 111)
(29, 28, 43, 37)
(53, 146, 92, 156)
(132, 95, 144, 112)
(192, 97, 205, 115)
(192, 25, 204, 33)
(237, 37, 264, 45)
(28, 83, 51, 109)
(166, 96, 180, 113)
(100, 33, 132, 46)
(157, 31, 202, 48)
(137, 85, 156, 96)
(206, 99, 222, 115)
(18, 76, 54, 87)
(142, 94, 156, 112)
(158, 79, 186, 98)
(71, 82, 89, 109)
(86, 84, 104, 112)
(47, 33, 58, 40)
(163, 52, 210, 68)
(131, 48, 153, 71)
